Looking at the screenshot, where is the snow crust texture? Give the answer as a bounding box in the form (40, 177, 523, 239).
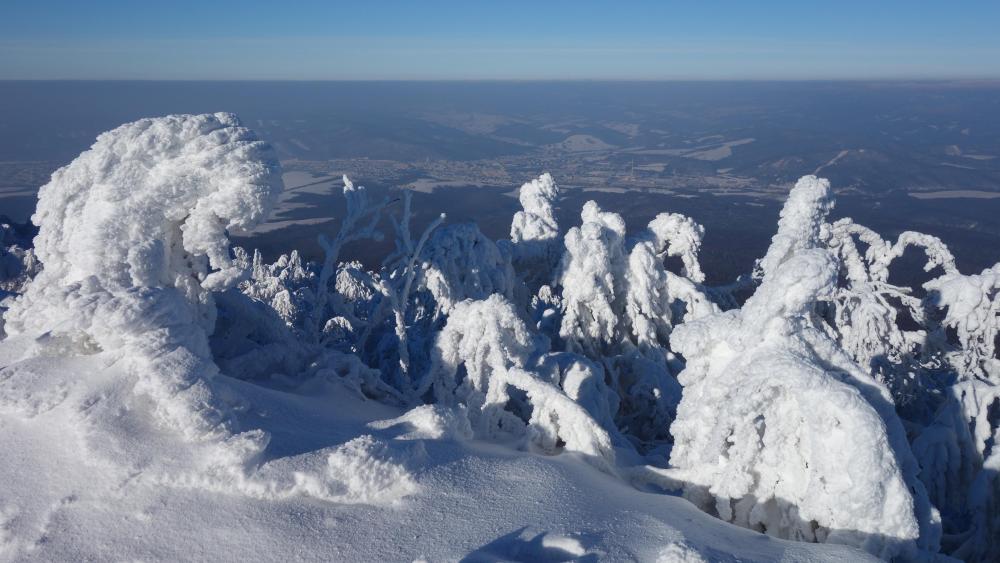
(1, 116, 998, 561)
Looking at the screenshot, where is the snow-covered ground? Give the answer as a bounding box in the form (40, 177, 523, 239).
(0, 339, 875, 561)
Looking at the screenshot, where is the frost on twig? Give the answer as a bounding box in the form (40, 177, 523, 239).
(310, 175, 389, 340)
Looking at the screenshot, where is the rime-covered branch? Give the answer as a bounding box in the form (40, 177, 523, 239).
(309, 175, 389, 339)
(388, 211, 445, 385)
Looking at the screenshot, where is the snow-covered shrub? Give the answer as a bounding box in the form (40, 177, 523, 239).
(424, 294, 615, 467)
(239, 248, 317, 332)
(418, 222, 516, 317)
(382, 221, 517, 391)
(225, 178, 401, 388)
(210, 253, 312, 381)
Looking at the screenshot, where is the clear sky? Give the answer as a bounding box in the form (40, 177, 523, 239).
(1, 0, 998, 80)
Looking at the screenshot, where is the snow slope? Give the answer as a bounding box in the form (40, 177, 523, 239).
(0, 338, 877, 562)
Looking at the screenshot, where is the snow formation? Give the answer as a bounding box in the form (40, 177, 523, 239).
(1, 117, 998, 561)
(4, 113, 284, 460)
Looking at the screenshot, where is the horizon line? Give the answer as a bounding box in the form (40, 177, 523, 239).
(3, 77, 1000, 83)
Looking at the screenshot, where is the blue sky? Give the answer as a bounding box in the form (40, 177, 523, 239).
(1, 0, 998, 80)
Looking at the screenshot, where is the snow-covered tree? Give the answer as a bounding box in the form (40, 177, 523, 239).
(552, 201, 717, 449)
(418, 222, 516, 318)
(625, 212, 715, 363)
(666, 248, 940, 559)
(754, 175, 834, 281)
(911, 267, 1000, 559)
(3, 113, 284, 468)
(424, 294, 615, 468)
(509, 172, 561, 289)
(557, 201, 629, 357)
(925, 267, 1000, 384)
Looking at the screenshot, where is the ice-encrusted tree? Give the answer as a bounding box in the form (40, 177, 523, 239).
(624, 212, 716, 363)
(423, 294, 615, 467)
(553, 200, 716, 448)
(3, 113, 286, 469)
(558, 200, 630, 357)
(925, 268, 1000, 383)
(911, 267, 1000, 559)
(754, 175, 834, 281)
(733, 185, 998, 559)
(418, 222, 516, 317)
(666, 248, 940, 559)
(509, 172, 562, 289)
(773, 177, 999, 559)
(655, 177, 945, 558)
